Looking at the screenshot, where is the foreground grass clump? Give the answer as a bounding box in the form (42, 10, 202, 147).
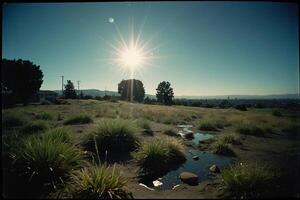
(133, 137, 186, 175)
(218, 133, 241, 145)
(211, 142, 235, 157)
(2, 112, 27, 128)
(163, 127, 178, 137)
(35, 112, 54, 120)
(236, 122, 264, 136)
(42, 127, 73, 143)
(82, 119, 138, 155)
(12, 131, 86, 197)
(20, 121, 49, 134)
(136, 118, 151, 130)
(222, 162, 274, 198)
(64, 114, 93, 125)
(63, 165, 132, 199)
(198, 120, 223, 131)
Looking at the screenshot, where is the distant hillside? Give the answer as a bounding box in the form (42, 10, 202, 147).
(50, 89, 298, 100)
(53, 89, 119, 97)
(175, 94, 299, 99)
(53, 89, 156, 99)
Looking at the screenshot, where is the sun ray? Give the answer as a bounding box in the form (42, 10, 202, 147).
(97, 17, 164, 81)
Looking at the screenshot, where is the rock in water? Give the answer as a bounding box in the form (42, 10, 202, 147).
(172, 184, 181, 190)
(185, 132, 194, 139)
(209, 164, 220, 173)
(153, 180, 163, 187)
(193, 156, 199, 160)
(179, 172, 198, 185)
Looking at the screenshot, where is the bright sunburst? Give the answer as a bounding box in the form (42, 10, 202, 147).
(99, 17, 161, 78)
(120, 45, 144, 70)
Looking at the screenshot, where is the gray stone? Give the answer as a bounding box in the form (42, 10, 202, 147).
(209, 164, 220, 173)
(179, 172, 198, 185)
(185, 132, 194, 139)
(193, 156, 199, 160)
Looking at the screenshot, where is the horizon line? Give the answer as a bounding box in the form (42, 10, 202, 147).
(43, 88, 299, 97)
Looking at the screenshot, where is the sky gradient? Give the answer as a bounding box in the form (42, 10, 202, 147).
(2, 2, 299, 96)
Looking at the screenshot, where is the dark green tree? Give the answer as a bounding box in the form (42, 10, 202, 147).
(1, 59, 44, 105)
(156, 81, 174, 105)
(118, 79, 145, 102)
(64, 80, 77, 99)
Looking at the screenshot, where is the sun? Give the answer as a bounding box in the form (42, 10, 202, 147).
(120, 45, 144, 70)
(100, 17, 161, 78)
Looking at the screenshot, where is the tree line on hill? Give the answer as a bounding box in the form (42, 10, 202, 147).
(2, 58, 298, 110)
(62, 79, 174, 105)
(1, 59, 175, 107)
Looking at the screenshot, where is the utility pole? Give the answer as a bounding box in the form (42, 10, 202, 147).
(61, 75, 64, 97)
(77, 80, 80, 94)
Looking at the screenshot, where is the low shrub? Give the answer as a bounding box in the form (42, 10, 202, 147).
(12, 132, 86, 197)
(2, 112, 26, 128)
(63, 165, 133, 199)
(42, 127, 73, 143)
(219, 133, 241, 145)
(54, 99, 70, 105)
(136, 119, 151, 130)
(40, 100, 52, 105)
(222, 162, 274, 198)
(82, 119, 138, 156)
(20, 121, 49, 135)
(64, 114, 93, 125)
(35, 112, 54, 120)
(163, 127, 178, 137)
(236, 123, 264, 136)
(133, 137, 186, 175)
(210, 141, 235, 156)
(235, 105, 247, 111)
(198, 121, 218, 131)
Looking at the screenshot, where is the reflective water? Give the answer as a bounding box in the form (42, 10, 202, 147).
(160, 150, 232, 189)
(191, 132, 214, 145)
(140, 125, 232, 190)
(157, 149, 232, 190)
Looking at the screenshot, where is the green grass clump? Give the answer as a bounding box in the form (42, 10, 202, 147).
(2, 112, 26, 128)
(222, 162, 274, 198)
(210, 141, 235, 156)
(42, 127, 73, 143)
(236, 123, 264, 136)
(136, 119, 151, 130)
(163, 127, 178, 137)
(35, 112, 54, 120)
(12, 131, 86, 197)
(63, 165, 132, 199)
(133, 137, 186, 175)
(219, 133, 241, 145)
(20, 121, 49, 135)
(64, 114, 93, 125)
(82, 119, 138, 155)
(198, 121, 218, 131)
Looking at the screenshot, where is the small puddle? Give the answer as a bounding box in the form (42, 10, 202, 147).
(139, 124, 232, 190)
(191, 132, 214, 145)
(141, 149, 232, 190)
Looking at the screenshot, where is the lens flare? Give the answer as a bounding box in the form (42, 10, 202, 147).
(99, 18, 162, 79)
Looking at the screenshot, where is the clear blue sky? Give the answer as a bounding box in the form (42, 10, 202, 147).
(2, 2, 299, 96)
